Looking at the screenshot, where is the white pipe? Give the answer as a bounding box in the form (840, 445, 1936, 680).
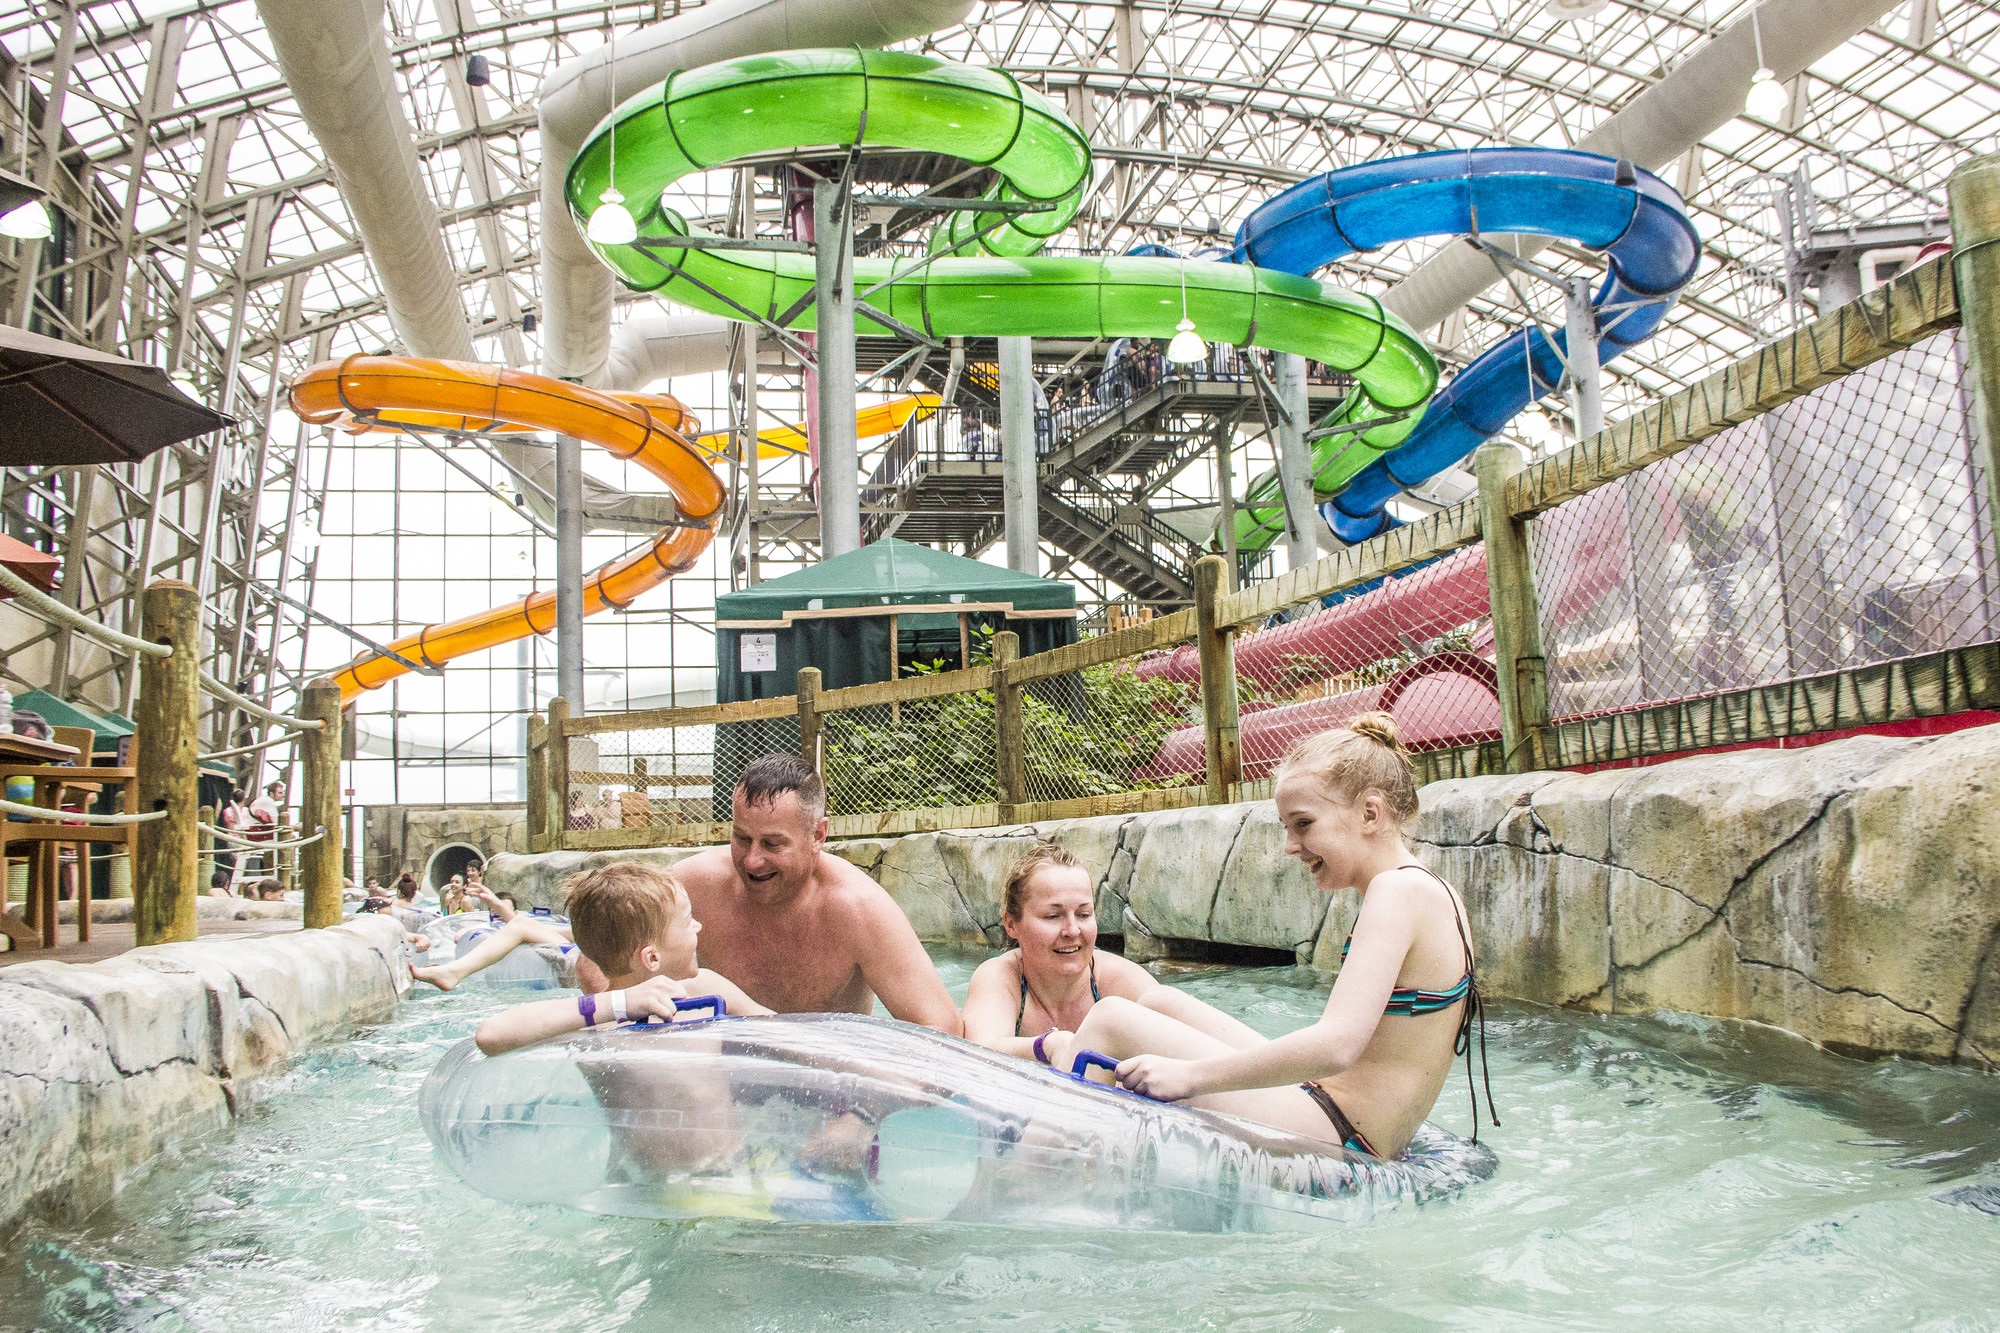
(1383, 0, 1902, 332)
(254, 0, 473, 359)
(600, 311, 737, 390)
(537, 0, 976, 386)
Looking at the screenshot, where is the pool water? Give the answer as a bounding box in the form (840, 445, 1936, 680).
(5, 953, 1999, 1330)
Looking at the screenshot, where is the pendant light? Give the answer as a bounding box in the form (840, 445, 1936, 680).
(1165, 253, 1207, 364)
(1744, 6, 1789, 122)
(586, 23, 636, 245)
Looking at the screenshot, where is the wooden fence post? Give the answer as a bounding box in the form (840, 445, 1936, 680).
(525, 714, 548, 851)
(135, 579, 200, 946)
(796, 667, 823, 775)
(1473, 440, 1552, 773)
(546, 697, 571, 851)
(991, 630, 1025, 812)
(1950, 154, 2000, 549)
(299, 678, 343, 929)
(1194, 554, 1242, 803)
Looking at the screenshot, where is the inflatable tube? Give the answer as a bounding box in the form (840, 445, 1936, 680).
(567, 49, 1439, 464)
(1229, 147, 1700, 547)
(420, 1013, 1496, 1231)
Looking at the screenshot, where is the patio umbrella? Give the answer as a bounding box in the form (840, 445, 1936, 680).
(0, 533, 59, 597)
(0, 324, 233, 466)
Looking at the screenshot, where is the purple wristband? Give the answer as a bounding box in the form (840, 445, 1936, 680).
(1032, 1028, 1057, 1065)
(578, 993, 597, 1027)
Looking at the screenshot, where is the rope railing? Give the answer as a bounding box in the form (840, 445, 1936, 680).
(0, 798, 169, 824)
(199, 734, 302, 763)
(198, 670, 322, 732)
(198, 822, 326, 852)
(0, 562, 173, 658)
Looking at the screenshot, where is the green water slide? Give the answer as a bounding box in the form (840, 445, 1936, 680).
(565, 48, 1437, 513)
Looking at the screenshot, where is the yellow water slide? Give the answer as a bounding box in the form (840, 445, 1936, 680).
(291, 356, 724, 703)
(291, 359, 939, 702)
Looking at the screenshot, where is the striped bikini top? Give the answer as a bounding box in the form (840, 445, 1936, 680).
(1342, 863, 1500, 1142)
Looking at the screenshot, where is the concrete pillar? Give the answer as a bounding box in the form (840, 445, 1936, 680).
(555, 433, 585, 712)
(814, 179, 859, 557)
(1949, 155, 2000, 543)
(1273, 352, 1319, 572)
(999, 335, 1039, 574)
(135, 580, 200, 946)
(298, 678, 343, 929)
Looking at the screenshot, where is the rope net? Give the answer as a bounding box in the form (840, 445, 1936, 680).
(1530, 330, 1998, 720)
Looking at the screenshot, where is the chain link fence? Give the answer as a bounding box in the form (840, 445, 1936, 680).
(1019, 659, 1202, 803)
(820, 692, 999, 817)
(1531, 331, 1998, 720)
(565, 716, 796, 834)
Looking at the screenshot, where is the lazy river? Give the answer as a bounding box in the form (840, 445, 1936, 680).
(4, 951, 1998, 1329)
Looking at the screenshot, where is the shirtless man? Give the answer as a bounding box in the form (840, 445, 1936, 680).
(671, 752, 962, 1036)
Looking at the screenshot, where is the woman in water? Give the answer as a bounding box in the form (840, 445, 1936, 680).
(1044, 713, 1494, 1160)
(963, 844, 1248, 1065)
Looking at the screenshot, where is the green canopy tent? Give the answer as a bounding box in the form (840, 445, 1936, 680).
(714, 538, 1077, 702)
(708, 540, 1077, 816)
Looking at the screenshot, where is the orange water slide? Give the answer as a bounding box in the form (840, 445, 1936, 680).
(290, 356, 725, 703)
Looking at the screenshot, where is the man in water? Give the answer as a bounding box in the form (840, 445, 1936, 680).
(671, 752, 962, 1035)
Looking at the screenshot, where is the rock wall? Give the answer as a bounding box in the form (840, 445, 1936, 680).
(363, 803, 527, 884)
(0, 916, 409, 1230)
(488, 725, 2000, 1068)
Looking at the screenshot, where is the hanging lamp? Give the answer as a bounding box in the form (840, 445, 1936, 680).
(1744, 7, 1789, 122)
(1165, 251, 1207, 364)
(586, 25, 636, 245)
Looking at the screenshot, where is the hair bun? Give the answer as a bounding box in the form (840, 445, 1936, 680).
(1348, 710, 1405, 753)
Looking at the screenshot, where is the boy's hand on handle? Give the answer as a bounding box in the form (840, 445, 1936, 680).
(622, 974, 691, 1022)
(1116, 1054, 1199, 1102)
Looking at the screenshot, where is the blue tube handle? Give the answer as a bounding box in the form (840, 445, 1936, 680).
(673, 994, 726, 1019)
(1069, 1050, 1120, 1082)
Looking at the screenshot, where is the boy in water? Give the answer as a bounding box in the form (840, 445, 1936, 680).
(474, 863, 772, 1175)
(471, 862, 769, 1055)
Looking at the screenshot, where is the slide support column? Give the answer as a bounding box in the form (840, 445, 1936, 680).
(814, 179, 859, 557)
(1000, 335, 1039, 574)
(1273, 352, 1318, 572)
(555, 432, 585, 713)
(1564, 279, 1604, 441)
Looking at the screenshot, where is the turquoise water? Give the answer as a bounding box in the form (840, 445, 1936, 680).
(5, 953, 1999, 1330)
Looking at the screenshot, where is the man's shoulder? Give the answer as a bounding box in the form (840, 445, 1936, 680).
(669, 847, 735, 887)
(816, 852, 902, 914)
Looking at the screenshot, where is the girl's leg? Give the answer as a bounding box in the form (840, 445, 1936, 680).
(412, 917, 571, 990)
(1062, 997, 1346, 1143)
(1138, 987, 1266, 1048)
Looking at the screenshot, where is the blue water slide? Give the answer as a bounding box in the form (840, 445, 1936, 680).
(1233, 146, 1700, 544)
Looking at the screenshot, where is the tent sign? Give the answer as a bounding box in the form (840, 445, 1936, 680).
(740, 633, 777, 673)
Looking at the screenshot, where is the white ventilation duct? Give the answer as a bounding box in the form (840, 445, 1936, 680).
(600, 312, 736, 389)
(538, 0, 976, 386)
(254, 0, 474, 361)
(1384, 0, 1903, 332)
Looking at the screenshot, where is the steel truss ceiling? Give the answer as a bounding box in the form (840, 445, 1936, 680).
(1, 0, 1995, 730)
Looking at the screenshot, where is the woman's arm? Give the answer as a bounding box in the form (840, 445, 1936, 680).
(962, 954, 1049, 1061)
(1116, 885, 1418, 1101)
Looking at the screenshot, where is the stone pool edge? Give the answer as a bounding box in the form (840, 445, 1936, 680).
(490, 725, 2000, 1072)
(0, 914, 409, 1232)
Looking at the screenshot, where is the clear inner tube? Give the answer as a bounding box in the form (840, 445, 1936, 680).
(421, 1013, 1497, 1232)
